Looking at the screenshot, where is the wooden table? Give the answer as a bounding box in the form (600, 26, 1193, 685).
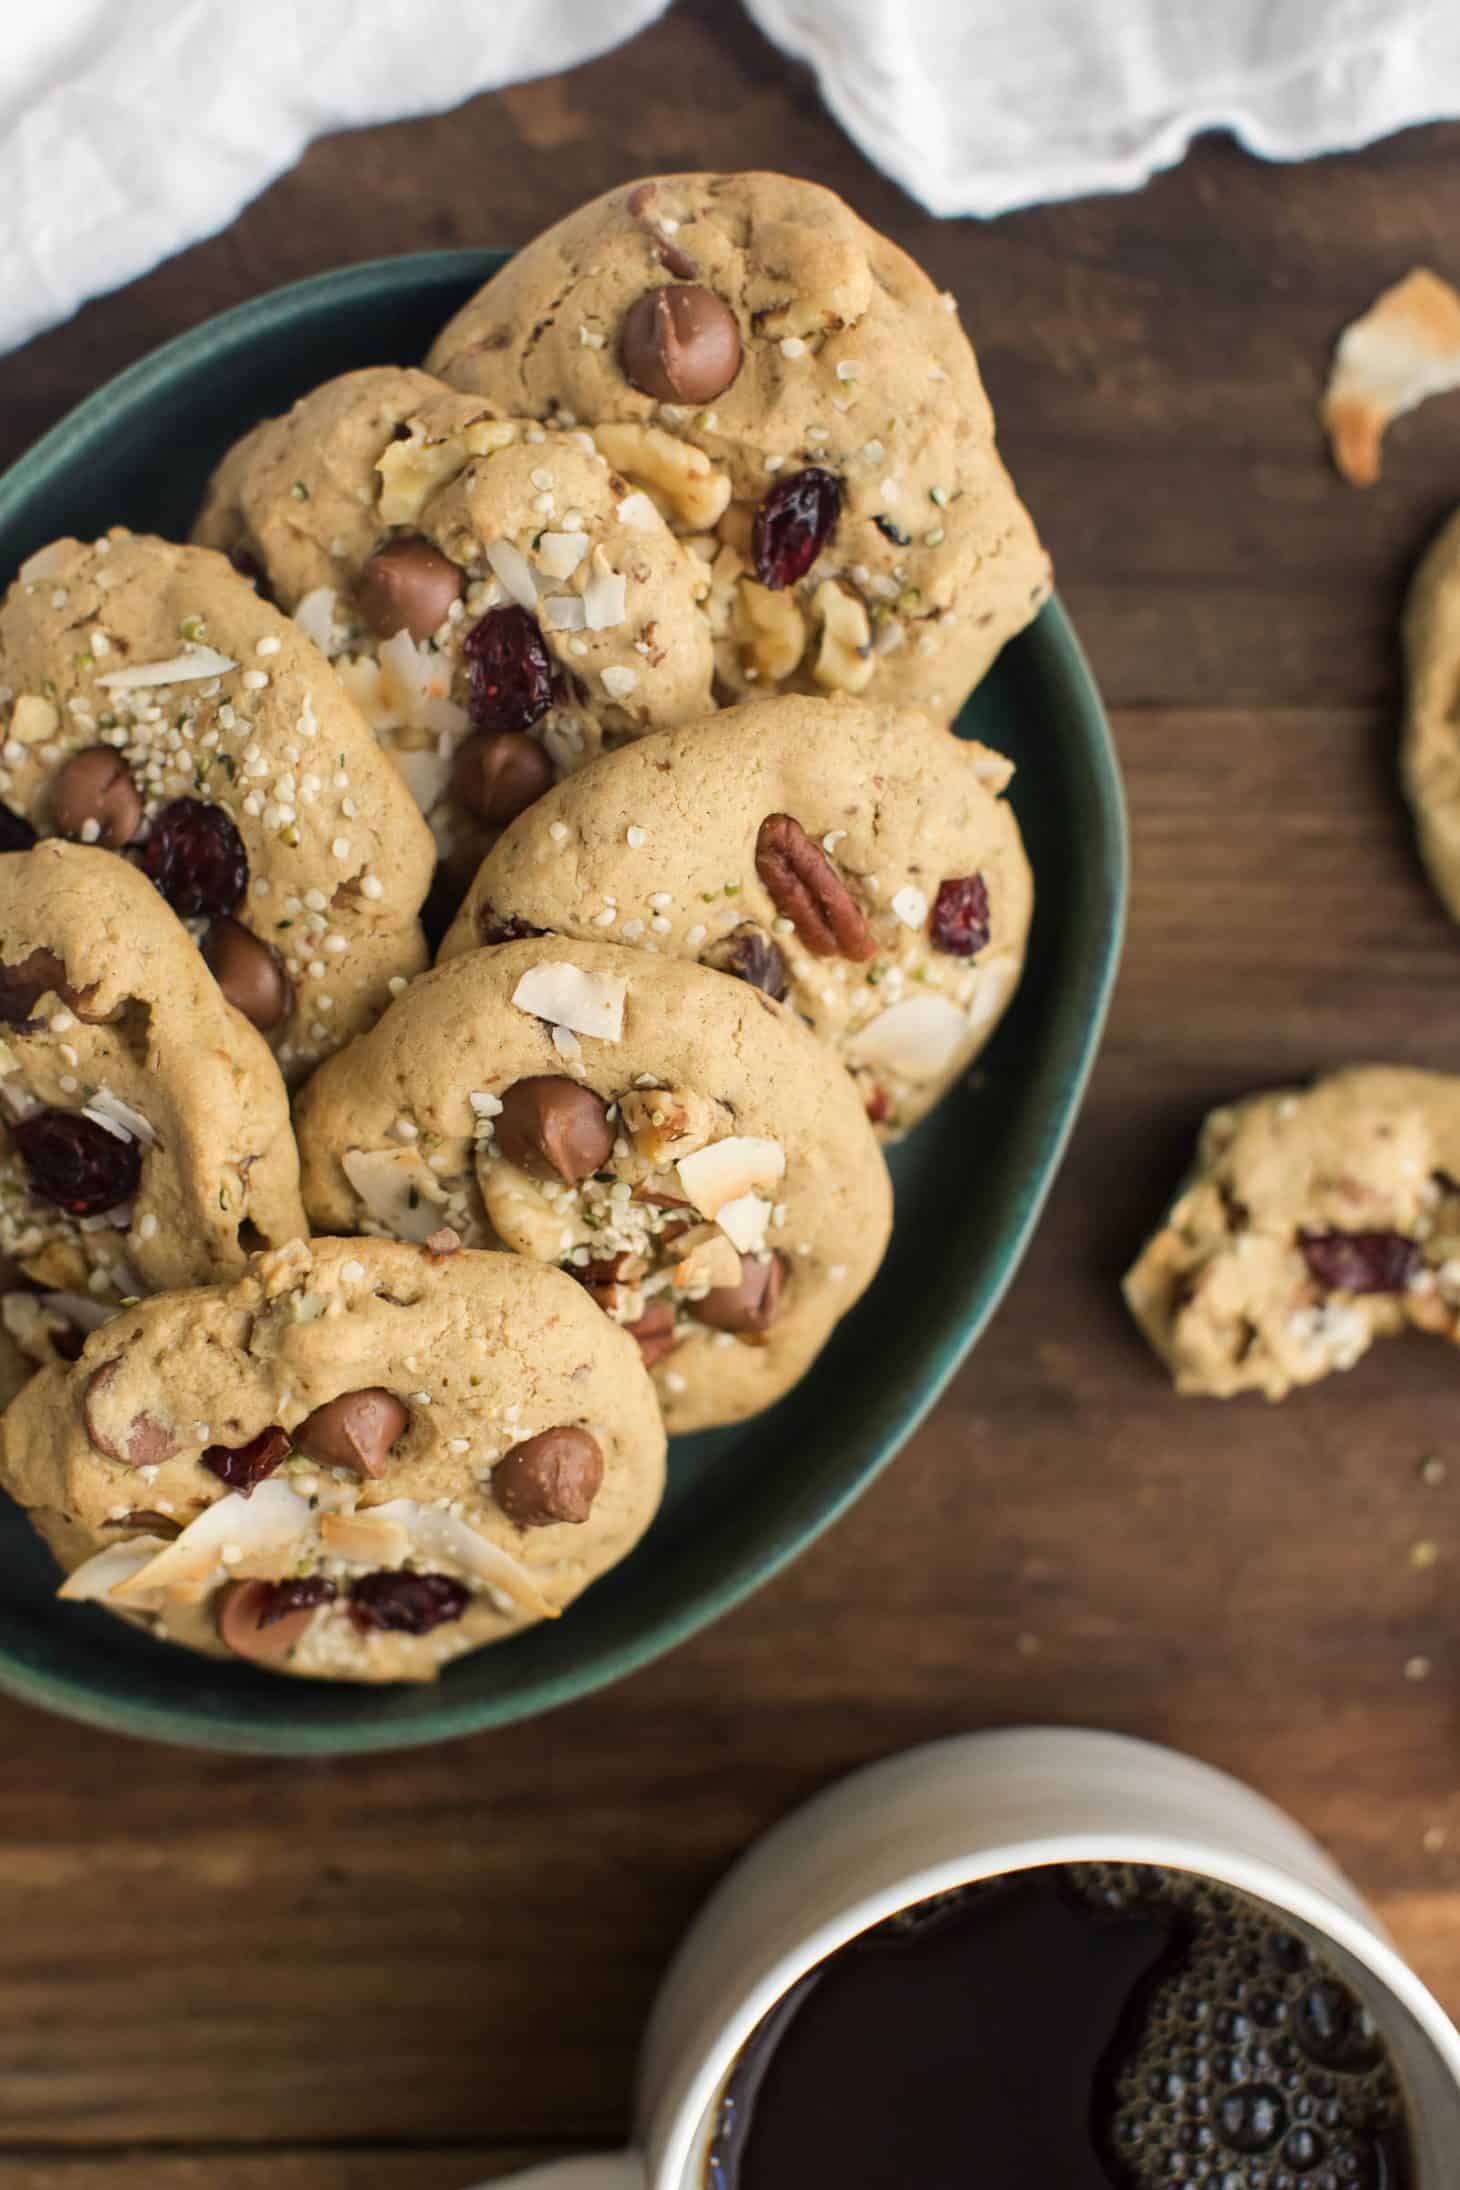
(3, 5, 1460, 2180)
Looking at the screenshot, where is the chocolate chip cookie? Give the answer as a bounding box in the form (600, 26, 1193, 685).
(0, 841, 305, 1387)
(1, 1235, 666, 1682)
(1402, 507, 1460, 922)
(440, 693, 1031, 1135)
(426, 172, 1050, 715)
(0, 531, 434, 1079)
(293, 937, 892, 1432)
(1125, 1066, 1460, 1399)
(193, 366, 715, 890)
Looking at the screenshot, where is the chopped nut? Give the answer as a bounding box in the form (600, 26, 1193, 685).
(736, 578, 807, 682)
(593, 421, 731, 529)
(810, 579, 874, 693)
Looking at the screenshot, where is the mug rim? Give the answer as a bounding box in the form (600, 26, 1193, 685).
(659, 1830, 1460, 2185)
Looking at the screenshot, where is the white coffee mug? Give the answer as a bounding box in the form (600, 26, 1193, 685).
(490, 1727, 1460, 2189)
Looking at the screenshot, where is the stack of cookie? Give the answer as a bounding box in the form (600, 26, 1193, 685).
(0, 172, 1047, 1682)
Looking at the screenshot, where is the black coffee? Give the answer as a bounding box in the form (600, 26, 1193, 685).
(705, 1865, 1414, 2190)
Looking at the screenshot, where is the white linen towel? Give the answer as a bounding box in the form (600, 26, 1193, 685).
(0, 0, 1455, 356)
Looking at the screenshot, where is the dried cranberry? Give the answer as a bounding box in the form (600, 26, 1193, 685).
(348, 1570, 470, 1635)
(701, 922, 789, 999)
(463, 605, 553, 734)
(10, 1109, 141, 1216)
(1298, 1229, 1421, 1295)
(201, 1424, 292, 1494)
(0, 803, 36, 853)
(256, 1575, 338, 1628)
(141, 799, 248, 920)
(753, 467, 843, 590)
(930, 874, 991, 957)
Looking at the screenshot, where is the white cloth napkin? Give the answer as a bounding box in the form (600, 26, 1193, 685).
(1, 0, 1457, 359)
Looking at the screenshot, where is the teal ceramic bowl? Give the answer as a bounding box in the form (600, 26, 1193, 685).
(0, 253, 1125, 1752)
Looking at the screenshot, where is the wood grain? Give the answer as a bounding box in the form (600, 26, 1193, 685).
(1, 0, 1459, 2171)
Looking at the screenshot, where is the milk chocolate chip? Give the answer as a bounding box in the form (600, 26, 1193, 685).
(202, 917, 291, 1031)
(294, 1388, 408, 1479)
(621, 284, 742, 405)
(357, 535, 464, 642)
(217, 1576, 337, 1665)
(449, 728, 553, 825)
(624, 1298, 678, 1367)
(493, 1425, 604, 1526)
(82, 1359, 180, 1467)
(51, 747, 142, 848)
(496, 1076, 614, 1185)
(690, 1251, 786, 1334)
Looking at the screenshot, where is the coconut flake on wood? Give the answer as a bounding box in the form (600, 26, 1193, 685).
(676, 1135, 785, 1219)
(96, 646, 237, 690)
(342, 1145, 449, 1242)
(848, 995, 969, 1082)
(511, 962, 626, 1043)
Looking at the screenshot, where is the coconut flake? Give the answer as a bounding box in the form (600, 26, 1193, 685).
(676, 1136, 785, 1219)
(890, 884, 929, 930)
(96, 645, 237, 691)
(541, 595, 587, 632)
(370, 1498, 558, 1619)
(582, 565, 627, 631)
(319, 1509, 412, 1566)
(486, 538, 539, 611)
(616, 492, 660, 530)
(342, 1145, 449, 1242)
(715, 1192, 772, 1255)
(59, 1535, 172, 1603)
(966, 957, 1015, 1031)
(19, 542, 77, 586)
(81, 1089, 158, 1146)
(512, 962, 627, 1043)
(848, 995, 969, 1082)
(112, 1481, 312, 1605)
(536, 531, 590, 581)
(293, 587, 341, 653)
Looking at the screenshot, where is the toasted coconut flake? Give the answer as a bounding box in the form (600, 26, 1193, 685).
(715, 1192, 773, 1256)
(676, 1135, 785, 1219)
(97, 645, 237, 690)
(1323, 268, 1460, 486)
(59, 1534, 171, 1603)
(511, 962, 627, 1043)
(342, 1145, 449, 1243)
(369, 1499, 558, 1619)
(112, 1481, 312, 1605)
(320, 1509, 412, 1566)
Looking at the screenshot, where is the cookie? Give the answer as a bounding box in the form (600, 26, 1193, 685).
(1124, 1066, 1460, 1399)
(1402, 507, 1460, 921)
(0, 1235, 666, 1683)
(293, 938, 892, 1432)
(0, 531, 435, 1080)
(193, 367, 715, 889)
(0, 841, 305, 1383)
(440, 694, 1031, 1135)
(426, 172, 1050, 715)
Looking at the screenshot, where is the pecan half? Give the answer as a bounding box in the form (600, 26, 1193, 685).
(754, 814, 875, 961)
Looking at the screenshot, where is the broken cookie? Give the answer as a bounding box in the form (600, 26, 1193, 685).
(293, 937, 892, 1432)
(1, 1236, 665, 1682)
(1125, 1066, 1460, 1400)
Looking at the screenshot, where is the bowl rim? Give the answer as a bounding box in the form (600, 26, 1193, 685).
(0, 252, 1128, 1753)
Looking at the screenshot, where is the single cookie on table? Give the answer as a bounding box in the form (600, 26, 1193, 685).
(293, 938, 892, 1433)
(440, 694, 1031, 1136)
(1402, 507, 1460, 922)
(1125, 1066, 1460, 1401)
(0, 531, 434, 1080)
(426, 171, 1050, 715)
(1, 1235, 666, 1683)
(193, 366, 715, 890)
(0, 842, 305, 1381)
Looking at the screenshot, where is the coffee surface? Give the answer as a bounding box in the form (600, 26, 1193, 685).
(705, 1865, 1413, 2190)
